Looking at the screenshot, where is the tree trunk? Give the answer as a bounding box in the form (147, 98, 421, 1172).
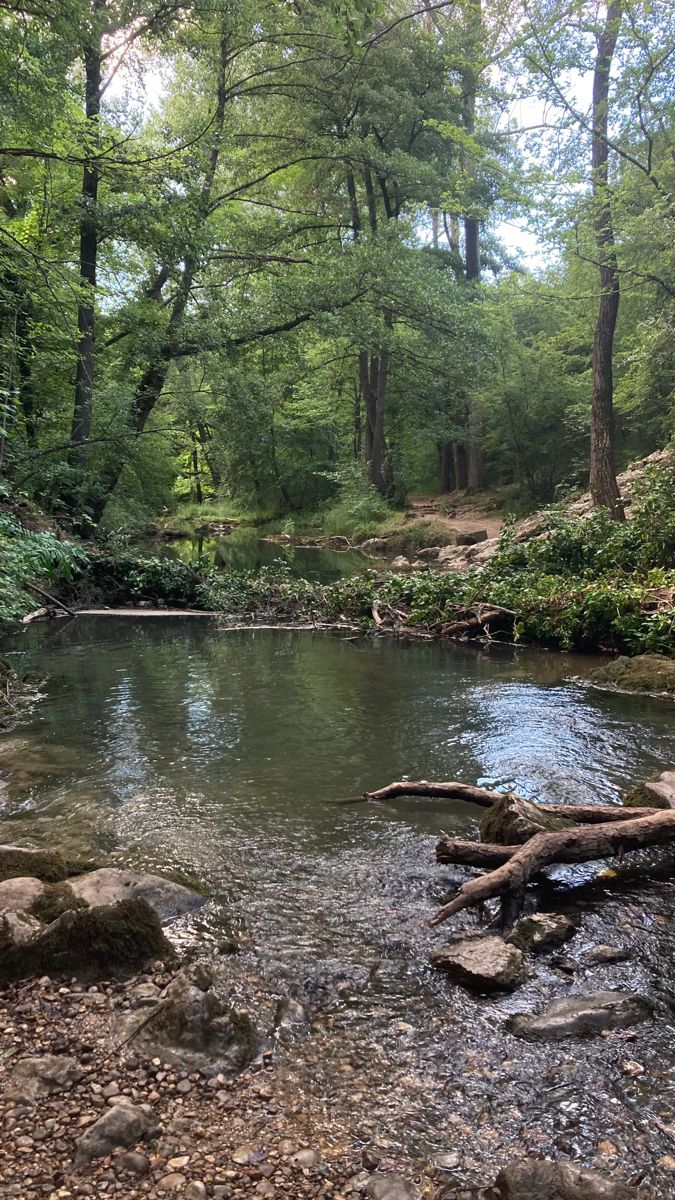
(196, 421, 221, 491)
(69, 37, 102, 465)
(439, 441, 451, 491)
(589, 1, 624, 518)
(452, 442, 468, 490)
(461, 0, 481, 283)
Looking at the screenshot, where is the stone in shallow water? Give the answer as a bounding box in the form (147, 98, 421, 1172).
(364, 1175, 418, 1199)
(507, 991, 652, 1041)
(495, 1157, 641, 1199)
(508, 912, 577, 953)
(430, 935, 527, 993)
(127, 967, 257, 1074)
(68, 867, 204, 923)
(582, 944, 631, 966)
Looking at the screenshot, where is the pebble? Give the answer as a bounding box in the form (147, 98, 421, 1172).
(157, 1172, 187, 1191)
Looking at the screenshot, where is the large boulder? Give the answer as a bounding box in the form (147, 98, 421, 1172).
(508, 913, 577, 954)
(430, 935, 527, 993)
(0, 897, 173, 982)
(507, 991, 652, 1041)
(480, 794, 573, 845)
(127, 965, 257, 1074)
(495, 1157, 641, 1199)
(68, 867, 204, 924)
(590, 654, 675, 697)
(75, 1099, 160, 1167)
(7, 1054, 83, 1103)
(0, 844, 67, 883)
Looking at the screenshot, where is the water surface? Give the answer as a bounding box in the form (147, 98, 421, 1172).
(1, 621, 674, 1180)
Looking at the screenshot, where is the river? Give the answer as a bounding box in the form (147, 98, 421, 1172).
(1, 618, 674, 1189)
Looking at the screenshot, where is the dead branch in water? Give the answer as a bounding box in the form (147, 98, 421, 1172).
(359, 779, 658, 823)
(429, 810, 675, 927)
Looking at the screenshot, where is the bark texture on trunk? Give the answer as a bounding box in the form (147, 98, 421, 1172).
(589, 1, 624, 518)
(452, 441, 468, 490)
(70, 38, 102, 464)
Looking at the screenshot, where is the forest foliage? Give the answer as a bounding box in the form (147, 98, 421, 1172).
(0, 0, 672, 533)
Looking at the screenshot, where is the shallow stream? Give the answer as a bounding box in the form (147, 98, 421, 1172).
(1, 620, 674, 1189)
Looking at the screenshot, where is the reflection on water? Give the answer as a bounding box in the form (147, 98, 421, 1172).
(1, 620, 673, 929)
(1, 620, 674, 1170)
(148, 525, 381, 582)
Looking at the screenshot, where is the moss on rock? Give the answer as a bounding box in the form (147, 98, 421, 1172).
(0, 845, 68, 883)
(30, 881, 87, 923)
(0, 897, 174, 982)
(480, 794, 573, 845)
(590, 654, 675, 696)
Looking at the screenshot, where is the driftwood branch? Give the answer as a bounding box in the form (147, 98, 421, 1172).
(361, 779, 658, 823)
(24, 581, 75, 616)
(430, 810, 675, 927)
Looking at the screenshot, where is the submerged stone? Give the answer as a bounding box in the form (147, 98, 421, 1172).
(68, 866, 205, 923)
(430, 935, 527, 993)
(508, 912, 577, 953)
(479, 794, 573, 845)
(507, 991, 652, 1041)
(364, 1175, 418, 1199)
(495, 1157, 641, 1199)
(0, 844, 67, 883)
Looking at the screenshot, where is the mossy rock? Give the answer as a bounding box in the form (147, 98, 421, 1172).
(590, 654, 675, 697)
(0, 897, 174, 982)
(622, 770, 675, 810)
(30, 882, 88, 924)
(480, 794, 574, 845)
(0, 845, 68, 883)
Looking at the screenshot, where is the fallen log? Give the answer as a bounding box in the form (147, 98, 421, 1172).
(429, 809, 675, 927)
(360, 779, 658, 823)
(436, 839, 515, 868)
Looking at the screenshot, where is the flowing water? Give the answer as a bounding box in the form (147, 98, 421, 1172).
(1, 618, 675, 1187)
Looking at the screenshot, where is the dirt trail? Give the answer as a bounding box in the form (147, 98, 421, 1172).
(406, 492, 504, 540)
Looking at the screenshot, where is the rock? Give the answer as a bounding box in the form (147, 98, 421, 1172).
(582, 944, 631, 966)
(495, 1157, 640, 1199)
(364, 1175, 417, 1199)
(0, 897, 173, 982)
(430, 935, 527, 993)
(455, 529, 488, 545)
(75, 1101, 160, 1166)
(480, 793, 574, 845)
(509, 913, 577, 953)
(360, 538, 389, 554)
(157, 1174, 186, 1192)
(127, 980, 161, 1006)
(623, 770, 675, 811)
(127, 967, 257, 1073)
(273, 996, 310, 1040)
(390, 556, 411, 571)
(68, 867, 204, 923)
(590, 654, 675, 697)
(0, 876, 45, 912)
(7, 1054, 83, 1103)
(0, 845, 67, 883)
(115, 1151, 150, 1176)
(0, 908, 42, 953)
(507, 991, 652, 1041)
(185, 1184, 208, 1200)
(416, 546, 441, 560)
(292, 1149, 321, 1167)
(433, 1152, 461, 1170)
(232, 1145, 265, 1166)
